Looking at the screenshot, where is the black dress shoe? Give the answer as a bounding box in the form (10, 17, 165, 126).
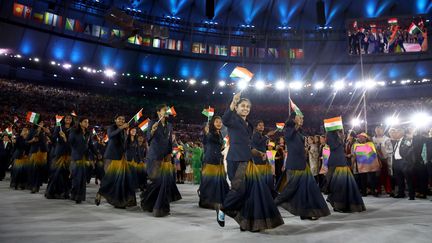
(76, 199, 82, 204)
(408, 197, 415, 200)
(95, 193, 101, 206)
(416, 194, 427, 199)
(393, 194, 406, 198)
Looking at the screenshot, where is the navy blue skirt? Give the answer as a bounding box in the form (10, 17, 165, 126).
(198, 161, 229, 209)
(45, 155, 71, 199)
(70, 160, 89, 202)
(275, 166, 330, 218)
(326, 166, 366, 213)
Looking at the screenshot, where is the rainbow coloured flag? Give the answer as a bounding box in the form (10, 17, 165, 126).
(319, 145, 330, 175)
(353, 142, 380, 173)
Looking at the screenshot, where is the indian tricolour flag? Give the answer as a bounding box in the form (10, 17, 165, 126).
(276, 123, 285, 131)
(5, 126, 13, 136)
(223, 135, 230, 146)
(166, 106, 177, 117)
(408, 22, 422, 35)
(103, 134, 109, 143)
(324, 116, 344, 132)
(388, 18, 398, 25)
(289, 98, 303, 117)
(55, 115, 64, 126)
(26, 112, 40, 124)
(138, 118, 150, 132)
(132, 108, 143, 122)
(230, 66, 254, 82)
(92, 128, 97, 135)
(201, 107, 215, 118)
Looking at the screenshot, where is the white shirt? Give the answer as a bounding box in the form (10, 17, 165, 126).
(394, 139, 403, 160)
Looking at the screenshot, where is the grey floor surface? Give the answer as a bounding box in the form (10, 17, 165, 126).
(0, 175, 431, 243)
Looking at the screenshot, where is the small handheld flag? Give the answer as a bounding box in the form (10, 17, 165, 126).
(408, 22, 422, 35)
(55, 115, 64, 126)
(166, 106, 177, 117)
(324, 116, 344, 132)
(132, 108, 143, 122)
(138, 118, 150, 132)
(230, 66, 254, 82)
(92, 128, 97, 136)
(223, 135, 230, 147)
(289, 98, 303, 117)
(5, 126, 13, 136)
(71, 110, 77, 117)
(103, 134, 109, 143)
(26, 111, 40, 124)
(13, 116, 19, 123)
(201, 107, 215, 118)
(276, 123, 285, 131)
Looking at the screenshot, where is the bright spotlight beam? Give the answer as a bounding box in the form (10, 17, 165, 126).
(104, 69, 116, 77)
(237, 80, 248, 90)
(289, 81, 303, 90)
(314, 81, 324, 90)
(275, 80, 286, 90)
(410, 112, 432, 128)
(255, 80, 265, 90)
(333, 80, 345, 91)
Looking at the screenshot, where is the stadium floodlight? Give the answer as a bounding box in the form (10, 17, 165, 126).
(62, 63, 72, 69)
(104, 69, 116, 78)
(275, 80, 286, 90)
(15, 54, 22, 58)
(351, 118, 362, 127)
(355, 81, 364, 88)
(410, 112, 432, 128)
(189, 79, 196, 85)
(385, 116, 399, 127)
(255, 80, 265, 90)
(51, 61, 56, 65)
(289, 81, 303, 90)
(333, 80, 345, 91)
(364, 79, 377, 89)
(33, 57, 40, 62)
(201, 80, 209, 85)
(314, 81, 325, 90)
(237, 80, 248, 90)
(218, 80, 226, 87)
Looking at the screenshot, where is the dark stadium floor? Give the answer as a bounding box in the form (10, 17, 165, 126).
(0, 175, 431, 243)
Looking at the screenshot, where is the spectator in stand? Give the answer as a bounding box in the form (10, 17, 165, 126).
(372, 126, 394, 196)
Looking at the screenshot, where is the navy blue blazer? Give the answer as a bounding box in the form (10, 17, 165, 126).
(327, 131, 349, 167)
(284, 120, 306, 170)
(27, 127, 48, 154)
(68, 129, 97, 161)
(136, 144, 146, 163)
(222, 108, 253, 162)
(202, 131, 223, 164)
(125, 137, 138, 162)
(146, 120, 173, 161)
(251, 131, 268, 164)
(103, 124, 127, 160)
(52, 126, 72, 158)
(12, 136, 29, 160)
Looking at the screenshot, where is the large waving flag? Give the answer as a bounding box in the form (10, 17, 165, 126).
(230, 66, 254, 82)
(289, 98, 303, 117)
(324, 116, 343, 132)
(26, 111, 40, 124)
(353, 142, 380, 173)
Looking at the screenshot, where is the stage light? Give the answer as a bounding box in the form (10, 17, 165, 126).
(92, 69, 96, 73)
(141, 86, 144, 89)
(33, 57, 39, 62)
(392, 80, 396, 84)
(114, 82, 117, 86)
(314, 81, 324, 90)
(237, 80, 248, 90)
(53, 74, 57, 77)
(377, 81, 386, 86)
(255, 80, 265, 90)
(16, 54, 21, 58)
(275, 80, 286, 90)
(410, 112, 432, 128)
(126, 73, 130, 76)
(50, 61, 56, 65)
(70, 77, 74, 80)
(189, 79, 196, 85)
(21, 67, 25, 69)
(0, 49, 7, 55)
(289, 81, 303, 90)
(201, 80, 209, 85)
(181, 90, 185, 93)
(218, 80, 226, 87)
(100, 81, 104, 84)
(385, 116, 399, 126)
(63, 63, 72, 69)
(104, 69, 116, 77)
(355, 81, 364, 88)
(333, 80, 345, 91)
(351, 118, 362, 127)
(310, 93, 314, 96)
(194, 90, 198, 93)
(154, 87, 158, 90)
(364, 79, 376, 89)
(220, 92, 223, 95)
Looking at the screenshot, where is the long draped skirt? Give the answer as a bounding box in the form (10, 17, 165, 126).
(326, 166, 366, 213)
(198, 162, 229, 209)
(275, 166, 330, 218)
(136, 162, 147, 190)
(255, 162, 276, 197)
(45, 155, 71, 199)
(70, 160, 90, 202)
(98, 158, 136, 208)
(29, 151, 48, 192)
(94, 159, 105, 181)
(140, 155, 182, 217)
(223, 161, 284, 232)
(10, 156, 30, 189)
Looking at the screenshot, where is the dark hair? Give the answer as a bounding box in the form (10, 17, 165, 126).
(208, 116, 222, 135)
(75, 117, 89, 134)
(255, 120, 264, 127)
(154, 104, 167, 119)
(61, 114, 74, 128)
(236, 98, 251, 107)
